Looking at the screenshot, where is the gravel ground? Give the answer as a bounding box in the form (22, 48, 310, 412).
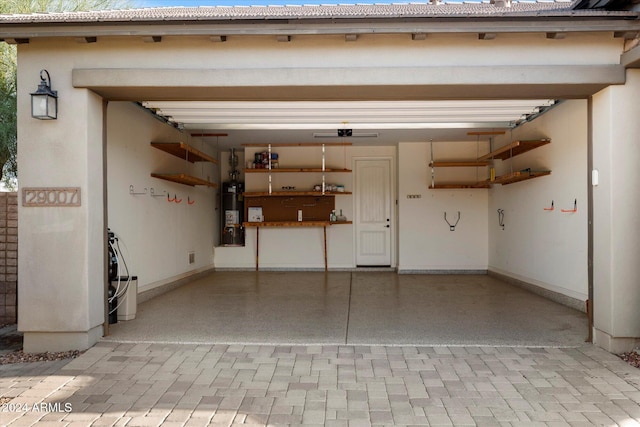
(619, 350, 640, 368)
(0, 349, 84, 365)
(1, 324, 84, 365)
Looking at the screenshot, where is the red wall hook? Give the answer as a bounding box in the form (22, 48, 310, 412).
(188, 197, 196, 205)
(561, 199, 577, 213)
(544, 200, 555, 211)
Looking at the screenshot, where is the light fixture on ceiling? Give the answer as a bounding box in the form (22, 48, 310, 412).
(313, 131, 379, 138)
(30, 69, 57, 120)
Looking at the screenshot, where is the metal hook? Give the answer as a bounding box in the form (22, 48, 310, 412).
(129, 185, 147, 196)
(444, 211, 461, 231)
(150, 188, 166, 198)
(561, 199, 578, 213)
(497, 209, 505, 230)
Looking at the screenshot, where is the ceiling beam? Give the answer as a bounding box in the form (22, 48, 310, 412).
(74, 65, 625, 95)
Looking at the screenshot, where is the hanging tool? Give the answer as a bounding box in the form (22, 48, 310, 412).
(497, 209, 505, 230)
(444, 211, 461, 231)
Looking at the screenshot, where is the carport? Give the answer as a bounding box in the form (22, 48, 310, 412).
(1, 1, 639, 354)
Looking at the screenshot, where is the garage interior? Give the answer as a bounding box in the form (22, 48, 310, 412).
(104, 94, 590, 347)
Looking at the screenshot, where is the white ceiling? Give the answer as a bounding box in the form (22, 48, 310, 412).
(141, 99, 558, 148)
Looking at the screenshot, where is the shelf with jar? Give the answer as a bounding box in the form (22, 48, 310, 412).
(429, 137, 551, 189)
(242, 142, 352, 196)
(241, 143, 352, 229)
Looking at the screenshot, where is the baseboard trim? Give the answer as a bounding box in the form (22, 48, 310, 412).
(594, 328, 640, 353)
(398, 269, 488, 275)
(488, 270, 586, 313)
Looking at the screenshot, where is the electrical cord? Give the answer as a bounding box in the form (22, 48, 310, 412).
(108, 231, 133, 314)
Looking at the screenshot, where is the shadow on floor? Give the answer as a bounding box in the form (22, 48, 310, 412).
(0, 324, 22, 353)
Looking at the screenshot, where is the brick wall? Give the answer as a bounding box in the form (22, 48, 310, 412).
(0, 192, 17, 325)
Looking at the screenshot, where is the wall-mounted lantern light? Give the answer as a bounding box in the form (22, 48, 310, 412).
(30, 70, 57, 120)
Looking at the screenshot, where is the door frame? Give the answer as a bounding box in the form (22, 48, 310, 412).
(353, 156, 397, 269)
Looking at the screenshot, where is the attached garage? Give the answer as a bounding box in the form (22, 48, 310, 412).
(1, 0, 639, 353)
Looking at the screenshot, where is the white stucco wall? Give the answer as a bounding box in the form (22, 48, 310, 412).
(592, 69, 640, 347)
(488, 100, 589, 301)
(106, 102, 217, 293)
(79, 33, 621, 69)
(398, 142, 489, 271)
(17, 50, 106, 351)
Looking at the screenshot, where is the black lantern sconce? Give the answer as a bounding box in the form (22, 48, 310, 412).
(30, 69, 58, 120)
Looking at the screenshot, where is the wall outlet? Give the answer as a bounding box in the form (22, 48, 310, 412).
(407, 194, 422, 199)
(188, 252, 195, 264)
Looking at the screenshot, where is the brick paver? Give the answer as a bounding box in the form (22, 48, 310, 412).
(1, 343, 639, 426)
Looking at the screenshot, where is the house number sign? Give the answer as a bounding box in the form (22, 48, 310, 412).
(22, 187, 81, 207)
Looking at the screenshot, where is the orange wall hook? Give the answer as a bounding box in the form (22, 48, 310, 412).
(561, 199, 578, 213)
(544, 200, 555, 211)
(188, 197, 196, 205)
(167, 194, 175, 202)
(174, 194, 183, 204)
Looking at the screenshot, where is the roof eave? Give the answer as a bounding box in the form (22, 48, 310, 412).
(1, 14, 639, 40)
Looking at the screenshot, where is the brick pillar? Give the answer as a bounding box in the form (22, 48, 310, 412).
(0, 192, 18, 325)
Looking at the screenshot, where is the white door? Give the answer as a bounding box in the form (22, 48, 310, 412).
(355, 159, 392, 266)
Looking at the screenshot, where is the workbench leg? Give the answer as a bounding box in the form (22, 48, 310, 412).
(323, 226, 328, 272)
(256, 227, 260, 271)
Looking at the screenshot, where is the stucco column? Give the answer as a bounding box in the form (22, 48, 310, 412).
(592, 69, 640, 353)
(17, 58, 105, 352)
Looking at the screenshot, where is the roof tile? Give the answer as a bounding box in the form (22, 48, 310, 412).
(0, 1, 636, 24)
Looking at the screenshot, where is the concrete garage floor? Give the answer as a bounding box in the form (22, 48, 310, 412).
(106, 272, 588, 347)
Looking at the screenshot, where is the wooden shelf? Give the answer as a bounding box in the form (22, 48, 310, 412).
(429, 182, 491, 189)
(244, 168, 351, 173)
(430, 161, 490, 168)
(243, 221, 352, 227)
(478, 139, 551, 161)
(244, 191, 351, 197)
(151, 173, 218, 188)
(151, 142, 218, 164)
(491, 170, 551, 185)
